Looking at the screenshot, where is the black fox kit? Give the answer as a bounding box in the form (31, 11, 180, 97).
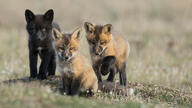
(25, 9, 60, 79)
(84, 22, 130, 86)
(53, 27, 98, 95)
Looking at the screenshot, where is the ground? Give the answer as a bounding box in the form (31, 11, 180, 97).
(0, 0, 192, 108)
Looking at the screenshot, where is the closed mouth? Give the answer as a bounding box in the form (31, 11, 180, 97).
(38, 35, 46, 40)
(59, 56, 72, 62)
(95, 47, 107, 56)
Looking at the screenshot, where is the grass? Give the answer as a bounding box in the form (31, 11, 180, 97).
(0, 76, 191, 108)
(0, 77, 145, 108)
(0, 0, 192, 107)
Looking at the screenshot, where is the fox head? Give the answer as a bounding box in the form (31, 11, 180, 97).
(84, 22, 112, 56)
(25, 9, 54, 41)
(53, 27, 82, 62)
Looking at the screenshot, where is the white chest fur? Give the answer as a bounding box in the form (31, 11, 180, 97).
(37, 47, 43, 54)
(58, 64, 75, 77)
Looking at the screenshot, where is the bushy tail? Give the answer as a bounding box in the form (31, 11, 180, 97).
(98, 81, 129, 96)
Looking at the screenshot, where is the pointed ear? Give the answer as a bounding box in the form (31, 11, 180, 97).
(102, 24, 112, 35)
(84, 22, 94, 33)
(25, 9, 35, 23)
(53, 28, 62, 40)
(71, 27, 82, 41)
(43, 9, 54, 23)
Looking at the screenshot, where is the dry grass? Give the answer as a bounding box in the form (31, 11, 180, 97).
(0, 0, 192, 107)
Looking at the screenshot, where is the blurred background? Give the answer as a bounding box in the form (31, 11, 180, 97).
(0, 0, 192, 93)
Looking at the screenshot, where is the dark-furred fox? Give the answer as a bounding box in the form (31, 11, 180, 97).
(52, 27, 98, 95)
(84, 22, 130, 86)
(25, 9, 60, 79)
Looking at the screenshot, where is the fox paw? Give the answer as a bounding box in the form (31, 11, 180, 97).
(37, 74, 47, 80)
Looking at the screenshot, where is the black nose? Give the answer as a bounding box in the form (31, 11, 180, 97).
(65, 56, 69, 60)
(95, 53, 100, 55)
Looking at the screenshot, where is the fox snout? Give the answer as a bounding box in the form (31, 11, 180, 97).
(94, 46, 104, 55)
(37, 29, 49, 40)
(57, 50, 72, 62)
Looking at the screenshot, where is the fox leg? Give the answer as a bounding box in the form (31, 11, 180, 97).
(62, 77, 70, 95)
(107, 68, 116, 82)
(47, 53, 56, 76)
(38, 51, 52, 80)
(91, 81, 98, 93)
(119, 62, 127, 86)
(29, 50, 38, 78)
(93, 65, 102, 82)
(101, 56, 117, 82)
(70, 78, 81, 96)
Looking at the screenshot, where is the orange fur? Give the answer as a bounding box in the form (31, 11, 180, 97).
(53, 28, 98, 95)
(84, 22, 130, 71)
(84, 22, 130, 85)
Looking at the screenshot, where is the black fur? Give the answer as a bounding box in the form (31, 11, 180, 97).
(100, 56, 127, 86)
(62, 75, 82, 96)
(25, 9, 60, 80)
(93, 65, 102, 82)
(101, 56, 117, 82)
(62, 77, 72, 95)
(70, 78, 81, 96)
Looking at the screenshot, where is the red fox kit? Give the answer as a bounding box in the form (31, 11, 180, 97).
(53, 27, 98, 95)
(84, 22, 130, 86)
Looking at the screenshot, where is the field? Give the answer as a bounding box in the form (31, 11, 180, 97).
(0, 0, 192, 107)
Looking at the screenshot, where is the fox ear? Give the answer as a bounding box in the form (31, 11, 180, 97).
(84, 22, 94, 33)
(71, 27, 82, 41)
(43, 9, 54, 23)
(25, 9, 35, 23)
(102, 24, 112, 35)
(53, 28, 62, 40)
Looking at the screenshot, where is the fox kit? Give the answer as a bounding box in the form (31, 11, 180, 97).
(52, 27, 98, 95)
(25, 9, 60, 79)
(84, 22, 130, 86)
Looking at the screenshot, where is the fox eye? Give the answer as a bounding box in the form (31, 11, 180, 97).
(89, 30, 93, 34)
(89, 40, 95, 45)
(70, 47, 75, 51)
(100, 41, 106, 45)
(58, 47, 64, 50)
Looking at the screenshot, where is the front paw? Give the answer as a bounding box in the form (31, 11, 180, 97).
(62, 89, 69, 95)
(30, 75, 37, 79)
(101, 64, 109, 76)
(38, 74, 47, 80)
